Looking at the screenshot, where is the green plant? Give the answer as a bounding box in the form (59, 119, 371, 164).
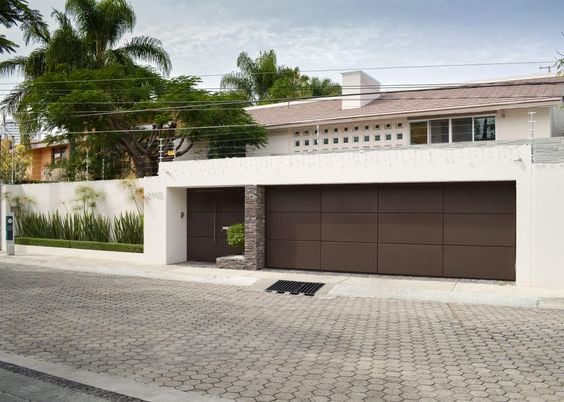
(74, 185, 104, 214)
(113, 212, 143, 244)
(226, 223, 244, 251)
(15, 237, 143, 253)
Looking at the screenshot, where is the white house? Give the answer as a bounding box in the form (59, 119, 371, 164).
(6, 71, 564, 289)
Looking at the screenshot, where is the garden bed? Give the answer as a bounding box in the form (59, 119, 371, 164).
(15, 237, 143, 253)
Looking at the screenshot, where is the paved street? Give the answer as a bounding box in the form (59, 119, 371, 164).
(0, 263, 563, 402)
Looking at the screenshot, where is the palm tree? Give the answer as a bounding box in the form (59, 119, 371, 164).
(309, 77, 341, 97)
(0, 0, 47, 54)
(220, 50, 279, 103)
(0, 0, 171, 114)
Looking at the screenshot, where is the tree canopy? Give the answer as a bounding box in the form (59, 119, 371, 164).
(0, 0, 47, 54)
(221, 49, 341, 103)
(18, 65, 266, 178)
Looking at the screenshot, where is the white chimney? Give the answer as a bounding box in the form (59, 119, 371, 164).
(341, 71, 380, 109)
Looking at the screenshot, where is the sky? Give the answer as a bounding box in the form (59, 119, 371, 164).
(0, 0, 563, 94)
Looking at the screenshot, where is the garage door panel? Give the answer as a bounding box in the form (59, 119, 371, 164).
(266, 213, 320, 241)
(321, 184, 378, 212)
(379, 213, 443, 244)
(444, 214, 515, 246)
(378, 244, 443, 276)
(379, 183, 443, 213)
(266, 186, 320, 212)
(187, 237, 239, 262)
(444, 245, 515, 280)
(321, 213, 378, 242)
(444, 182, 516, 213)
(321, 242, 377, 273)
(266, 240, 320, 270)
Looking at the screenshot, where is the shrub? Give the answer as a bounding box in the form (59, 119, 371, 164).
(15, 237, 143, 253)
(113, 212, 143, 244)
(226, 223, 244, 250)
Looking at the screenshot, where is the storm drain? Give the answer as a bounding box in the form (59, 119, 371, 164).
(266, 280, 325, 296)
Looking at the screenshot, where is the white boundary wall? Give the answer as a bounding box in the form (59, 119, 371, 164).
(142, 144, 563, 289)
(0, 179, 142, 252)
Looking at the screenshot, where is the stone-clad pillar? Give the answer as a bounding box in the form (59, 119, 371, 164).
(244, 185, 265, 270)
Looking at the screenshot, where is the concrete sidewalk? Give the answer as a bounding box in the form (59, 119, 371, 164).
(1, 252, 564, 309)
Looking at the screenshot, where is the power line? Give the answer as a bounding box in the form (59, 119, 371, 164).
(0, 60, 556, 85)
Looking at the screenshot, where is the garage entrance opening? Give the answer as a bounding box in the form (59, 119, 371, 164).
(187, 187, 244, 262)
(265, 182, 516, 281)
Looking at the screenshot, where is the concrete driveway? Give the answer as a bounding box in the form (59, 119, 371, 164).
(0, 262, 563, 401)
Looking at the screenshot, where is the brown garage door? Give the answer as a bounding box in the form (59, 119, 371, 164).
(266, 182, 515, 280)
(187, 188, 244, 262)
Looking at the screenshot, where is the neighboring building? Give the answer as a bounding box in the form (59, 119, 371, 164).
(27, 141, 70, 181)
(143, 72, 564, 289)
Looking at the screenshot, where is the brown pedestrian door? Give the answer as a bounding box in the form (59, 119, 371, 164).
(187, 188, 244, 262)
(265, 182, 516, 281)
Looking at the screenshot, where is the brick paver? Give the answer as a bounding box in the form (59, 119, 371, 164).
(0, 264, 563, 401)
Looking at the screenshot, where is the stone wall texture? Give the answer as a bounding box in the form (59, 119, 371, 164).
(244, 185, 265, 270)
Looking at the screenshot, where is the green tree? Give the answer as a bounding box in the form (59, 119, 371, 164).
(309, 76, 341, 97)
(0, 141, 31, 183)
(18, 65, 267, 178)
(0, 0, 47, 54)
(0, 0, 171, 115)
(221, 49, 341, 103)
(220, 50, 279, 103)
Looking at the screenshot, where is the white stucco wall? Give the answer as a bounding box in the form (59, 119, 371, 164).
(530, 163, 564, 288)
(0, 179, 142, 252)
(496, 107, 551, 141)
(145, 144, 539, 289)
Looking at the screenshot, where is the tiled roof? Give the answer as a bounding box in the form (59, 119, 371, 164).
(247, 76, 564, 127)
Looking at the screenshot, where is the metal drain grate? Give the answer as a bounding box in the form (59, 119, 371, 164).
(266, 280, 325, 296)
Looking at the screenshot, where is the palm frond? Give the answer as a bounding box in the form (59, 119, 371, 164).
(98, 0, 135, 47)
(0, 35, 18, 54)
(119, 36, 171, 75)
(1, 85, 26, 116)
(0, 56, 28, 77)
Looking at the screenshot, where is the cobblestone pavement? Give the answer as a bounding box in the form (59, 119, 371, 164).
(0, 264, 563, 402)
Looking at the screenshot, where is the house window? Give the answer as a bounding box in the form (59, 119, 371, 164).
(343, 137, 349, 144)
(313, 139, 318, 145)
(364, 135, 370, 142)
(314, 129, 318, 134)
(385, 134, 392, 140)
(344, 127, 349, 132)
(397, 123, 403, 128)
(304, 139, 310, 146)
(365, 125, 369, 130)
(375, 135, 381, 141)
(52, 146, 66, 163)
(375, 124, 380, 130)
(295, 140, 300, 147)
(397, 133, 403, 140)
(333, 138, 339, 144)
(474, 116, 496, 141)
(324, 128, 329, 134)
(353, 136, 359, 143)
(452, 117, 473, 142)
(354, 126, 359, 131)
(410, 122, 428, 145)
(304, 130, 309, 135)
(294, 131, 300, 136)
(385, 123, 392, 129)
(323, 138, 329, 145)
(430, 119, 449, 144)
(334, 128, 338, 133)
